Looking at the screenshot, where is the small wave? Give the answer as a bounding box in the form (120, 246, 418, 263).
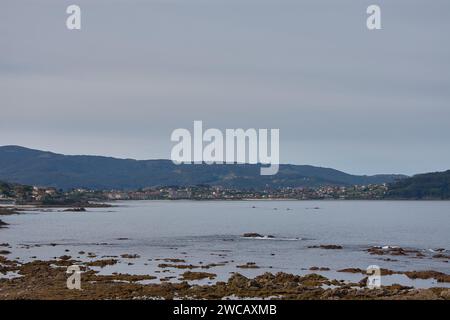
(370, 245, 400, 250)
(381, 245, 400, 250)
(240, 236, 306, 241)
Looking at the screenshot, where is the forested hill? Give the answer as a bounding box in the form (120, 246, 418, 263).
(0, 145, 406, 190)
(386, 170, 450, 199)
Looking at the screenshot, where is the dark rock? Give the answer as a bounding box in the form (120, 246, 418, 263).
(433, 254, 450, 259)
(228, 273, 249, 288)
(86, 259, 118, 267)
(242, 233, 263, 238)
(338, 268, 363, 274)
(309, 266, 330, 271)
(121, 254, 140, 259)
(180, 271, 216, 281)
(237, 262, 260, 269)
(403, 270, 450, 283)
(63, 208, 86, 212)
(308, 245, 343, 250)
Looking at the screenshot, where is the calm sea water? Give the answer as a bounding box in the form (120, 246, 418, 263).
(1, 200, 449, 287)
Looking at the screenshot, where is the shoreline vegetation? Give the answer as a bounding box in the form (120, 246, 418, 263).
(2, 182, 450, 207)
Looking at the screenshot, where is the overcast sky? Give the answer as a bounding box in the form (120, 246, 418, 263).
(1, 0, 449, 175)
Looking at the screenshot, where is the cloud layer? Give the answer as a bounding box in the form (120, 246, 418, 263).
(1, 0, 449, 174)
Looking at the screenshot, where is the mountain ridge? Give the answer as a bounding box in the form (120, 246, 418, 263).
(0, 145, 407, 190)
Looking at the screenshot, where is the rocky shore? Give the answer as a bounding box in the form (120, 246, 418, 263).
(0, 254, 449, 300)
(1, 228, 449, 300)
(1, 205, 449, 300)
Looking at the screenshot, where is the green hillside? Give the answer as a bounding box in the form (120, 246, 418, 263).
(386, 170, 450, 199)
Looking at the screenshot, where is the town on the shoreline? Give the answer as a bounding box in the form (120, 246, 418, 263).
(1, 181, 389, 205)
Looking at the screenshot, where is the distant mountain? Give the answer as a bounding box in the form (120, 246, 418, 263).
(0, 146, 406, 190)
(386, 170, 450, 199)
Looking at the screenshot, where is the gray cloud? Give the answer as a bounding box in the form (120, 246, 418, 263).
(1, 0, 449, 174)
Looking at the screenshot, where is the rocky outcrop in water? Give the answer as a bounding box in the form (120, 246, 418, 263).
(242, 233, 275, 238)
(308, 245, 343, 249)
(0, 219, 8, 228)
(63, 208, 86, 212)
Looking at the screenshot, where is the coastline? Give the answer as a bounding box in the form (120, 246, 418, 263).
(1, 254, 449, 300)
(1, 201, 449, 300)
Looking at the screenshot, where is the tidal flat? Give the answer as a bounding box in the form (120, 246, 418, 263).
(1, 200, 449, 299)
